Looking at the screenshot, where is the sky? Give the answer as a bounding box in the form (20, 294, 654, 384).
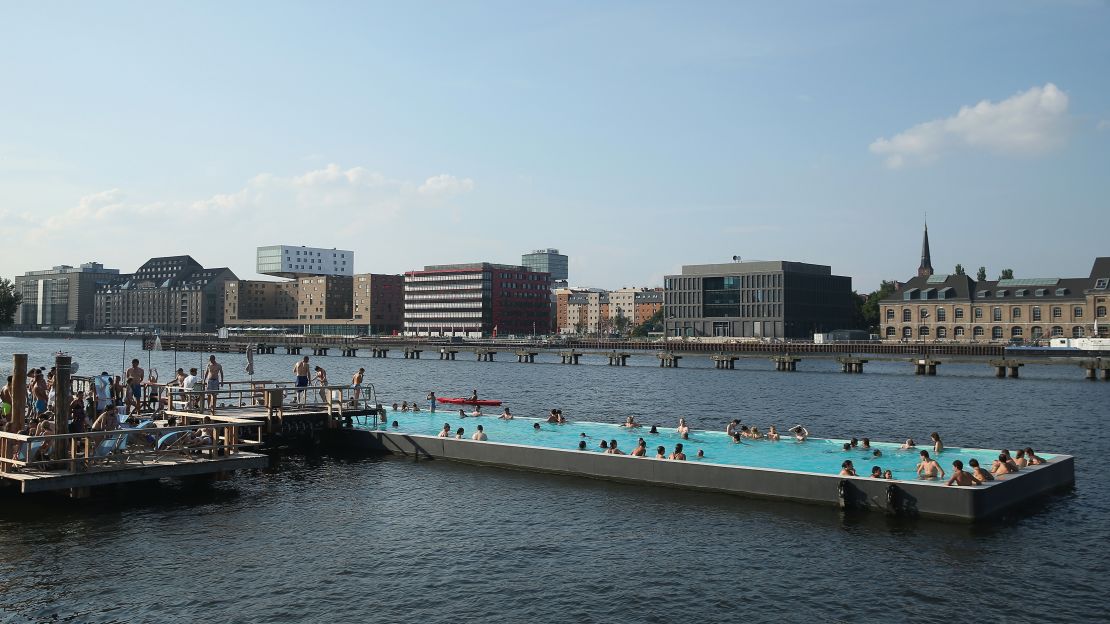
(2, 1, 1108, 291)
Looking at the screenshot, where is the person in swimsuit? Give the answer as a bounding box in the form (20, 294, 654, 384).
(499, 408, 513, 420)
(676, 418, 689, 437)
(991, 453, 1020, 477)
(900, 438, 916, 449)
(313, 366, 328, 404)
(669, 443, 686, 461)
(623, 415, 641, 428)
(91, 406, 120, 432)
(606, 439, 624, 455)
(882, 469, 894, 480)
(293, 356, 310, 404)
(411, 401, 421, 412)
(631, 438, 647, 456)
(546, 409, 560, 424)
(438, 423, 451, 438)
(203, 356, 223, 415)
(726, 419, 741, 437)
(870, 466, 883, 478)
(946, 460, 982, 487)
(1014, 449, 1028, 468)
(471, 425, 487, 441)
(916, 450, 945, 480)
(351, 368, 365, 405)
(1025, 448, 1046, 465)
(427, 391, 437, 413)
(840, 460, 857, 476)
(767, 425, 781, 441)
(791, 425, 808, 442)
(930, 432, 944, 454)
(125, 359, 145, 413)
(968, 458, 994, 482)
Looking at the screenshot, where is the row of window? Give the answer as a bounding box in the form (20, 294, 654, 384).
(888, 306, 1106, 322)
(889, 325, 1096, 339)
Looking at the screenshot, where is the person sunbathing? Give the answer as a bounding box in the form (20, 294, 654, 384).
(91, 407, 121, 432)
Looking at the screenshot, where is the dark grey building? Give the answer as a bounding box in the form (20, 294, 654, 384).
(14, 262, 123, 330)
(522, 248, 569, 282)
(664, 261, 854, 339)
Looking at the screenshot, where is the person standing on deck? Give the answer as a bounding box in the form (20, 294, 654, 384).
(352, 368, 365, 405)
(427, 391, 437, 413)
(125, 359, 145, 413)
(203, 355, 223, 415)
(293, 356, 310, 405)
(314, 366, 328, 404)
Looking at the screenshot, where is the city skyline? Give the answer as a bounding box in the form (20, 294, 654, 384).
(3, 2, 1109, 291)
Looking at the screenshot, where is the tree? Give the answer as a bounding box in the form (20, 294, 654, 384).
(631, 308, 664, 337)
(976, 267, 987, 282)
(573, 320, 587, 335)
(0, 278, 21, 329)
(859, 280, 899, 331)
(612, 308, 630, 336)
(999, 268, 1014, 280)
(954, 264, 966, 276)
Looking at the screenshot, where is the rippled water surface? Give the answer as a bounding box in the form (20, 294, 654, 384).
(1, 337, 1106, 623)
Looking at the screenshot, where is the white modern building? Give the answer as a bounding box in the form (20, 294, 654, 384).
(256, 245, 354, 278)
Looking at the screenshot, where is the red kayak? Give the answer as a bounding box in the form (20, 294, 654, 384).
(437, 397, 503, 406)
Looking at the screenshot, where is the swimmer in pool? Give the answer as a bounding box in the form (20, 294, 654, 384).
(870, 466, 882, 478)
(861, 438, 871, 450)
(1025, 447, 1045, 466)
(470, 406, 482, 417)
(930, 432, 944, 454)
(900, 438, 916, 449)
(499, 408, 513, 420)
(599, 440, 608, 449)
(840, 460, 857, 477)
(946, 460, 981, 487)
(649, 425, 659, 434)
(1014, 449, 1028, 468)
(578, 441, 587, 450)
(767, 425, 780, 441)
(843, 443, 852, 451)
(606, 439, 624, 455)
(676, 418, 690, 437)
(726, 419, 741, 437)
(916, 450, 945, 480)
(882, 469, 894, 480)
(438, 423, 451, 438)
(790, 425, 808, 442)
(669, 443, 686, 461)
(533, 423, 541, 431)
(455, 427, 464, 439)
(631, 439, 647, 457)
(968, 459, 993, 482)
(696, 449, 704, 459)
(458, 409, 467, 419)
(655, 445, 666, 459)
(624, 415, 641, 428)
(872, 450, 882, 458)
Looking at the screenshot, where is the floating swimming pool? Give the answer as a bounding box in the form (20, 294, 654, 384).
(356, 410, 1053, 483)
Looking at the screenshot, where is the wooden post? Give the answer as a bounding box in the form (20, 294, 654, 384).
(11, 354, 27, 432)
(54, 355, 72, 460)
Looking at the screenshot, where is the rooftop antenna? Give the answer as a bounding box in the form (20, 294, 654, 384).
(732, 255, 742, 262)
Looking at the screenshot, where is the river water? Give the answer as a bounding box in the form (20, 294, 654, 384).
(1, 336, 1106, 623)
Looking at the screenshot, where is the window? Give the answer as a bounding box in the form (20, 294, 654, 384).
(954, 326, 965, 337)
(1011, 327, 1023, 338)
(1073, 307, 1083, 319)
(886, 326, 896, 337)
(1032, 306, 1042, 321)
(974, 307, 983, 320)
(937, 308, 946, 322)
(886, 309, 894, 321)
(992, 327, 1003, 340)
(992, 307, 1002, 322)
(919, 326, 930, 337)
(1052, 307, 1062, 319)
(1051, 326, 1064, 337)
(919, 307, 929, 320)
(902, 327, 912, 338)
(902, 309, 911, 322)
(1072, 326, 1085, 338)
(937, 327, 947, 339)
(954, 308, 964, 320)
(1011, 307, 1022, 320)
(1098, 306, 1107, 318)
(1096, 278, 1108, 290)
(973, 326, 985, 338)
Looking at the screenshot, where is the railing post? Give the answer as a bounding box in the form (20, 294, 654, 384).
(12, 354, 27, 434)
(53, 355, 73, 461)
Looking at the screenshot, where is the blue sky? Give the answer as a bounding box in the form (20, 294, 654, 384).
(2, 1, 1108, 290)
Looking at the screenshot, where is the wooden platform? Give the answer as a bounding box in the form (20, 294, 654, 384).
(2, 452, 268, 494)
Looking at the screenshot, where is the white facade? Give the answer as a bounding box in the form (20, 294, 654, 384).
(257, 245, 354, 278)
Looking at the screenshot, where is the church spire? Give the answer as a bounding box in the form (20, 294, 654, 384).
(918, 220, 934, 278)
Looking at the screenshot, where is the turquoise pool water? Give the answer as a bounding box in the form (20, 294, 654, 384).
(356, 408, 1051, 483)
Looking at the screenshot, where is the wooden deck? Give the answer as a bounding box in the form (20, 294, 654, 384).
(2, 452, 268, 494)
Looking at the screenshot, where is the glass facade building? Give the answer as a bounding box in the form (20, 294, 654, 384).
(522, 249, 569, 281)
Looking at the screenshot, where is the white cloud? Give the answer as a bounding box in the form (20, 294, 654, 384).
(418, 174, 475, 196)
(869, 83, 1070, 168)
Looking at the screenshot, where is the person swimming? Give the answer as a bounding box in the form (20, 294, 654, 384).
(500, 408, 513, 420)
(599, 440, 609, 449)
(872, 450, 882, 458)
(900, 438, 916, 449)
(669, 443, 686, 461)
(767, 425, 780, 441)
(916, 450, 946, 480)
(623, 415, 641, 428)
(631, 439, 647, 457)
(840, 460, 857, 476)
(991, 453, 1020, 476)
(1025, 447, 1046, 465)
(696, 449, 704, 459)
(969, 458, 994, 482)
(606, 439, 624, 455)
(882, 469, 894, 480)
(726, 419, 741, 436)
(391, 420, 399, 427)
(455, 427, 464, 439)
(578, 440, 587, 450)
(438, 423, 451, 438)
(655, 445, 666, 459)
(790, 425, 808, 441)
(861, 438, 871, 450)
(649, 425, 659, 434)
(946, 460, 981, 487)
(849, 437, 859, 448)
(533, 422, 541, 431)
(930, 432, 943, 454)
(843, 443, 852, 451)
(676, 418, 689, 437)
(870, 466, 882, 478)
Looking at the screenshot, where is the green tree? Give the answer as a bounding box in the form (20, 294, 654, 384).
(573, 320, 587, 335)
(631, 308, 664, 337)
(0, 278, 21, 329)
(859, 280, 898, 331)
(999, 268, 1014, 280)
(954, 264, 966, 276)
(612, 308, 630, 336)
(976, 266, 987, 281)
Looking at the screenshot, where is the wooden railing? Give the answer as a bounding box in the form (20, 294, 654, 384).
(0, 416, 262, 475)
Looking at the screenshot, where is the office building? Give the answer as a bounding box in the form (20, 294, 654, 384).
(664, 260, 854, 339)
(13, 262, 122, 330)
(256, 245, 354, 278)
(522, 249, 569, 282)
(403, 263, 552, 337)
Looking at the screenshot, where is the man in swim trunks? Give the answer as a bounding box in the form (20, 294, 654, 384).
(293, 356, 310, 404)
(916, 450, 946, 480)
(946, 460, 982, 487)
(125, 359, 145, 413)
(203, 355, 223, 415)
(31, 371, 49, 416)
(351, 368, 365, 405)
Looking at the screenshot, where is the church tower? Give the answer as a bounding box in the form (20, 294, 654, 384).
(918, 222, 934, 278)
